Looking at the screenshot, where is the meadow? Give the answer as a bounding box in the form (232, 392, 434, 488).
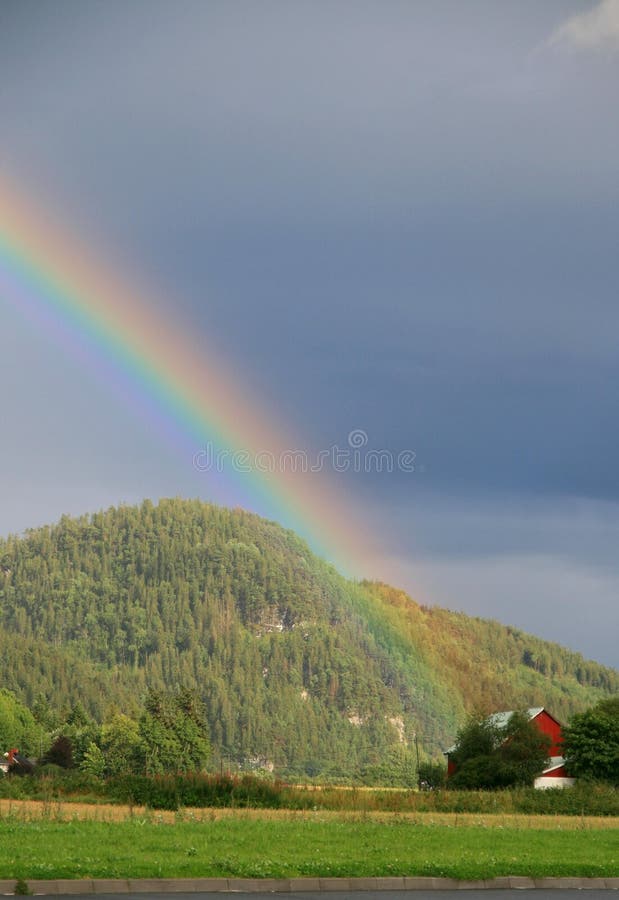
(0, 802, 618, 882)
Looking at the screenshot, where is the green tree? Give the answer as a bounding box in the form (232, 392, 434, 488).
(450, 714, 499, 768)
(562, 698, 619, 785)
(80, 741, 106, 778)
(139, 712, 183, 775)
(139, 689, 210, 775)
(31, 695, 62, 732)
(59, 707, 100, 768)
(0, 689, 45, 758)
(498, 710, 552, 785)
(100, 714, 144, 776)
(449, 711, 550, 789)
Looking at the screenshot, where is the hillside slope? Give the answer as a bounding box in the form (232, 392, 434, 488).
(0, 498, 616, 777)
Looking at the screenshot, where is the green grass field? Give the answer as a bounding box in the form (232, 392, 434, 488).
(1, 813, 617, 881)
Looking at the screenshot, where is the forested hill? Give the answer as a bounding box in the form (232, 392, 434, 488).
(0, 498, 616, 779)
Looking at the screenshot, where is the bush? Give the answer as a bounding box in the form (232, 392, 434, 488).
(0, 768, 104, 802)
(41, 735, 74, 769)
(107, 772, 296, 810)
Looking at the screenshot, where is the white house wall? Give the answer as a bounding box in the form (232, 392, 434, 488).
(534, 776, 575, 790)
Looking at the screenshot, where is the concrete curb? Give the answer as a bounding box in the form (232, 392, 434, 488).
(1, 877, 618, 894)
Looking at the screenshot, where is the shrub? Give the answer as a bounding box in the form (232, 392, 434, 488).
(41, 735, 74, 769)
(107, 772, 299, 810)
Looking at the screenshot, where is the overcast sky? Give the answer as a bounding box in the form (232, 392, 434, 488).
(1, 0, 619, 667)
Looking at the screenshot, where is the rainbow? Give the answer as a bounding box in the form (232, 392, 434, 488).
(0, 177, 374, 572)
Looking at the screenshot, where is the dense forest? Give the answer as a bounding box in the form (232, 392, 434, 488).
(0, 499, 616, 780)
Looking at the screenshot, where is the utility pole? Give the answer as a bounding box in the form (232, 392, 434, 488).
(415, 732, 421, 790)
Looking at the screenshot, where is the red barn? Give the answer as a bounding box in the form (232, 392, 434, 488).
(445, 707, 575, 789)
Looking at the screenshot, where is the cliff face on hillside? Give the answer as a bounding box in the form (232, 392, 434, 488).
(0, 498, 616, 778)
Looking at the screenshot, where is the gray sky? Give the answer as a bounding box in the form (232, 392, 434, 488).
(1, 0, 619, 667)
